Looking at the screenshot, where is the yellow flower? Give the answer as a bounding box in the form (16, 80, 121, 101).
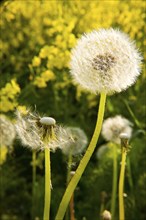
(0, 79, 20, 112)
(41, 70, 56, 81)
(39, 46, 50, 58)
(32, 56, 41, 67)
(17, 105, 27, 114)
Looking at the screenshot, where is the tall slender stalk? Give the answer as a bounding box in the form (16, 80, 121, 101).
(55, 92, 106, 220)
(43, 147, 51, 220)
(119, 148, 126, 220)
(118, 133, 130, 220)
(111, 144, 118, 220)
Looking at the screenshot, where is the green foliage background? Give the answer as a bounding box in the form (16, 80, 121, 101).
(0, 0, 146, 219)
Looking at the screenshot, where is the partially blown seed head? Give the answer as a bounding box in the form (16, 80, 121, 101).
(70, 28, 142, 94)
(15, 109, 57, 151)
(0, 115, 16, 146)
(101, 115, 133, 144)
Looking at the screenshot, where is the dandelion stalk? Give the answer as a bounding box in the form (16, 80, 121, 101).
(111, 144, 118, 220)
(55, 92, 106, 220)
(118, 133, 129, 220)
(15, 111, 57, 220)
(119, 149, 126, 220)
(43, 146, 51, 220)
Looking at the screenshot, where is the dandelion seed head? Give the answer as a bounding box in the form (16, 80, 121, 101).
(102, 210, 111, 220)
(0, 115, 16, 147)
(15, 109, 57, 151)
(58, 127, 88, 156)
(70, 28, 142, 94)
(102, 115, 133, 144)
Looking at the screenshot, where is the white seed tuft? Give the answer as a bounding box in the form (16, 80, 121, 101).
(102, 115, 133, 144)
(0, 115, 16, 147)
(59, 127, 88, 156)
(70, 28, 142, 94)
(15, 109, 57, 151)
(102, 210, 111, 220)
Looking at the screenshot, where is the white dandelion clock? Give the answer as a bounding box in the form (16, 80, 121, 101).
(102, 115, 133, 144)
(58, 127, 88, 156)
(0, 115, 16, 147)
(70, 28, 142, 94)
(102, 210, 112, 220)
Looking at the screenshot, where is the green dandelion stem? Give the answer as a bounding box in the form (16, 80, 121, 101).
(55, 92, 106, 220)
(111, 144, 118, 220)
(43, 147, 51, 220)
(119, 148, 126, 220)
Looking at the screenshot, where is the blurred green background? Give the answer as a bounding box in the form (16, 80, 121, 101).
(0, 0, 145, 219)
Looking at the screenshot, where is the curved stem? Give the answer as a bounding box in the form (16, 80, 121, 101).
(111, 144, 117, 220)
(55, 92, 106, 220)
(119, 149, 126, 220)
(43, 147, 51, 220)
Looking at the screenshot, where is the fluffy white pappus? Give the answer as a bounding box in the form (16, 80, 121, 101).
(70, 28, 142, 94)
(101, 115, 133, 144)
(15, 110, 57, 151)
(15, 110, 43, 150)
(102, 210, 111, 220)
(56, 127, 88, 156)
(0, 115, 16, 147)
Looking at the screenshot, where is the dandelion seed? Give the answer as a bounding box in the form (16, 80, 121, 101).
(102, 115, 133, 144)
(0, 114, 16, 147)
(70, 28, 142, 94)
